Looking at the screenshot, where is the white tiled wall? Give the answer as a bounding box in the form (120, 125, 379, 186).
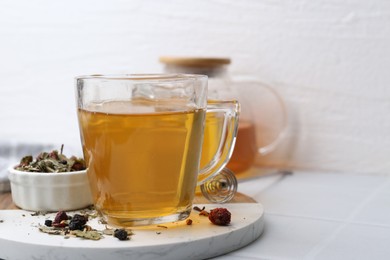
(0, 0, 389, 174)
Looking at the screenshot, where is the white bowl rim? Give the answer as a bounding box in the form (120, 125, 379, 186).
(8, 166, 87, 177)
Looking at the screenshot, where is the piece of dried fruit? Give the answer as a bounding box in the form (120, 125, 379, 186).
(186, 219, 193, 225)
(53, 211, 69, 224)
(114, 229, 129, 241)
(208, 208, 231, 226)
(68, 214, 88, 230)
(44, 220, 53, 227)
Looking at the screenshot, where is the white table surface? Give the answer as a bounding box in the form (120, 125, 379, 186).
(2, 150, 390, 260)
(216, 169, 390, 260)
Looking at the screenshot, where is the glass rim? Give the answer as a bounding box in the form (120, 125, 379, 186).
(75, 73, 207, 82)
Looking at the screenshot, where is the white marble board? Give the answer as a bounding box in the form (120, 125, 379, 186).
(0, 203, 264, 260)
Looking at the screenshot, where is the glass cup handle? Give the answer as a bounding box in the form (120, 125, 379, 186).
(197, 100, 240, 203)
(200, 167, 237, 203)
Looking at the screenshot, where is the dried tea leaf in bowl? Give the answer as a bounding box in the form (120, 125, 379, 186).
(15, 145, 86, 173)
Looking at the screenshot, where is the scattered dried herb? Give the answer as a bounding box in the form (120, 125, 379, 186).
(194, 206, 210, 216)
(199, 210, 209, 217)
(102, 227, 115, 236)
(39, 225, 65, 236)
(31, 211, 47, 217)
(79, 206, 99, 219)
(71, 230, 102, 240)
(157, 225, 168, 229)
(15, 144, 86, 173)
(114, 229, 129, 241)
(98, 219, 108, 225)
(208, 208, 231, 226)
(193, 206, 205, 212)
(37, 210, 133, 241)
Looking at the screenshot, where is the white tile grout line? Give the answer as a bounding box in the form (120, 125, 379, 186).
(245, 171, 294, 198)
(304, 176, 390, 259)
(264, 212, 390, 228)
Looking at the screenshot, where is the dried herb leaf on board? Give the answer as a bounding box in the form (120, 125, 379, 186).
(70, 230, 103, 240)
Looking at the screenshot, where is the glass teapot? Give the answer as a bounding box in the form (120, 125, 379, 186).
(160, 56, 287, 175)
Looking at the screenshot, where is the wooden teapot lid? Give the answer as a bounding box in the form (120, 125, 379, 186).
(159, 56, 231, 68)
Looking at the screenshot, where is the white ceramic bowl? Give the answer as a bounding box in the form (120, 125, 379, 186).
(8, 167, 93, 212)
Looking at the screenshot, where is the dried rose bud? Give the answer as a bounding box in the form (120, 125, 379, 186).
(53, 211, 69, 224)
(208, 208, 231, 226)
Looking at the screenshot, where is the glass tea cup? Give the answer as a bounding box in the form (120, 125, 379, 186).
(75, 74, 239, 227)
